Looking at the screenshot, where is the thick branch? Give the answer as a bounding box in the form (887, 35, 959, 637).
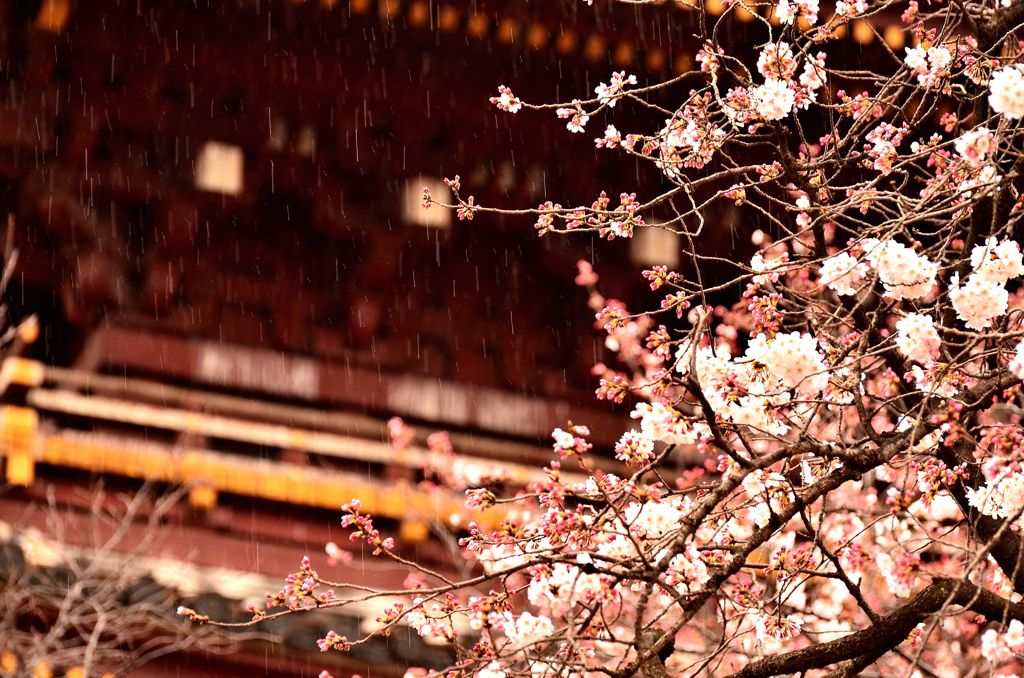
(984, 0, 1024, 48)
(637, 629, 672, 678)
(727, 578, 1024, 678)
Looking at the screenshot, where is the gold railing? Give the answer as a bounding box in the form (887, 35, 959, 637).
(1, 414, 505, 533)
(0, 358, 519, 536)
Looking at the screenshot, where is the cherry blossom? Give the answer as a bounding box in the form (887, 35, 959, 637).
(751, 78, 795, 121)
(556, 100, 589, 133)
(594, 71, 637, 108)
(950, 272, 1009, 330)
(613, 429, 655, 465)
(835, 0, 866, 16)
(990, 66, 1024, 119)
(489, 85, 522, 113)
(746, 331, 828, 395)
(819, 251, 869, 296)
(956, 126, 996, 164)
(594, 124, 622, 148)
(895, 313, 941, 364)
(862, 238, 938, 300)
(972, 237, 1024, 285)
(757, 42, 796, 80)
(904, 44, 952, 87)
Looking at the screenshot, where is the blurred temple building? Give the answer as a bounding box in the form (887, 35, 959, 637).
(0, 0, 905, 675)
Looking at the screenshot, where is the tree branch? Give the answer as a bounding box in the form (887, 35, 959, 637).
(726, 578, 1024, 678)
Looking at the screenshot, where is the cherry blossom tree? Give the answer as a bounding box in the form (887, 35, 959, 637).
(186, 0, 1024, 675)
